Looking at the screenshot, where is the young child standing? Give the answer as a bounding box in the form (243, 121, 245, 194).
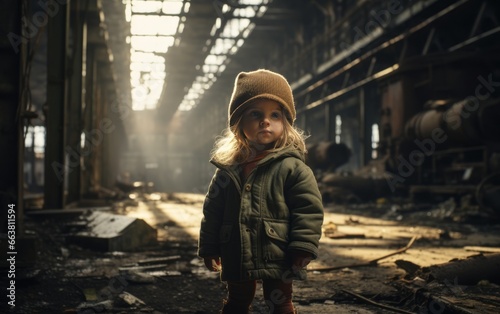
(198, 69, 324, 314)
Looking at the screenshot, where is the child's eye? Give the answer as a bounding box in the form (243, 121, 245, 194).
(249, 111, 262, 118)
(271, 112, 282, 119)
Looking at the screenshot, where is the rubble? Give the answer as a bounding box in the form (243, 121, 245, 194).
(416, 253, 500, 285)
(66, 211, 157, 252)
(4, 193, 500, 313)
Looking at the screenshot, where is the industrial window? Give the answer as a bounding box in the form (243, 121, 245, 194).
(371, 123, 379, 159)
(125, 0, 186, 110)
(25, 126, 46, 156)
(124, 0, 270, 111)
(335, 115, 342, 144)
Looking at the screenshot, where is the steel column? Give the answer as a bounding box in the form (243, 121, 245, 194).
(44, 0, 70, 209)
(0, 0, 22, 232)
(66, 2, 86, 205)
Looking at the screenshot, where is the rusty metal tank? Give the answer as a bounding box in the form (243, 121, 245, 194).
(404, 98, 500, 146)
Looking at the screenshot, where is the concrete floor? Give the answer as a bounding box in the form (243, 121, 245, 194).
(8, 192, 500, 313)
(122, 192, 500, 313)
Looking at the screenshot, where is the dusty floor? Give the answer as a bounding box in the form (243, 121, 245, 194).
(2, 192, 500, 313)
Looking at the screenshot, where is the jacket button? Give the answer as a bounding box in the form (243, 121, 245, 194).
(245, 184, 251, 191)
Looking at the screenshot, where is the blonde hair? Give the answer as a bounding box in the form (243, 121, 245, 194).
(211, 111, 308, 166)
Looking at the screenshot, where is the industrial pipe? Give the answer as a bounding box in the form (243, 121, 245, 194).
(306, 141, 351, 171)
(404, 98, 500, 146)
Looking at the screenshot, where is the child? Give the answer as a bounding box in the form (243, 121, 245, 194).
(198, 69, 324, 314)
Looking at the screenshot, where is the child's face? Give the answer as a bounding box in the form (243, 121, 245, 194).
(241, 99, 284, 151)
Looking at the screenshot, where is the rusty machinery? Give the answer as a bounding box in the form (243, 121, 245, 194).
(394, 96, 500, 210)
(375, 76, 500, 214)
(307, 77, 500, 213)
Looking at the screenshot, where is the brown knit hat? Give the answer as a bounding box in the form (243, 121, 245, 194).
(228, 69, 296, 127)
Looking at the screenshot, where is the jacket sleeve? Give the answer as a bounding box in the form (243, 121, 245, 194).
(285, 163, 324, 259)
(198, 169, 226, 258)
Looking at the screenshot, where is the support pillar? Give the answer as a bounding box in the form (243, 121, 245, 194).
(0, 0, 22, 232)
(66, 1, 86, 205)
(45, 0, 70, 209)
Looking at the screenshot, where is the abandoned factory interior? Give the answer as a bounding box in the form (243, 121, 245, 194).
(2, 0, 500, 313)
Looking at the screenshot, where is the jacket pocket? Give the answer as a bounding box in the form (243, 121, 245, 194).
(262, 220, 289, 261)
(219, 224, 233, 243)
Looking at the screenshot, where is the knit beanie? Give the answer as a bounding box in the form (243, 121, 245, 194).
(228, 69, 296, 127)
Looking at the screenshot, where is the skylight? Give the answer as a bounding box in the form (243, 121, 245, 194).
(123, 0, 269, 111)
(179, 1, 269, 111)
(124, 0, 187, 111)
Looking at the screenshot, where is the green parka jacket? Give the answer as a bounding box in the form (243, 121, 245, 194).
(198, 146, 324, 281)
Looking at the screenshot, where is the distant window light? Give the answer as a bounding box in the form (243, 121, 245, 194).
(177, 22, 184, 34)
(131, 1, 162, 13)
(34, 126, 46, 154)
(132, 85, 148, 101)
(23, 125, 46, 154)
(204, 54, 226, 65)
(241, 0, 268, 5)
(125, 2, 132, 21)
(131, 51, 164, 63)
(221, 18, 250, 38)
(234, 7, 256, 18)
(25, 126, 33, 148)
(162, 1, 183, 15)
(81, 132, 85, 149)
(371, 123, 379, 159)
(130, 61, 165, 72)
(133, 102, 146, 111)
(257, 4, 268, 17)
(130, 35, 174, 53)
(131, 16, 179, 36)
(335, 115, 342, 144)
(202, 64, 218, 73)
(211, 38, 235, 55)
(242, 24, 255, 38)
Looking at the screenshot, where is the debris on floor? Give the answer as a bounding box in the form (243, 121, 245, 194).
(65, 211, 157, 252)
(4, 193, 500, 313)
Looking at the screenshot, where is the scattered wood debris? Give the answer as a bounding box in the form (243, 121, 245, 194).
(417, 253, 500, 285)
(310, 236, 417, 272)
(463, 246, 500, 253)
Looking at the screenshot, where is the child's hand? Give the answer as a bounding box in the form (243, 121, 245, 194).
(203, 256, 221, 272)
(291, 250, 313, 272)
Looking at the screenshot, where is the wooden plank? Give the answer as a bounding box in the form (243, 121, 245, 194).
(464, 246, 500, 253)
